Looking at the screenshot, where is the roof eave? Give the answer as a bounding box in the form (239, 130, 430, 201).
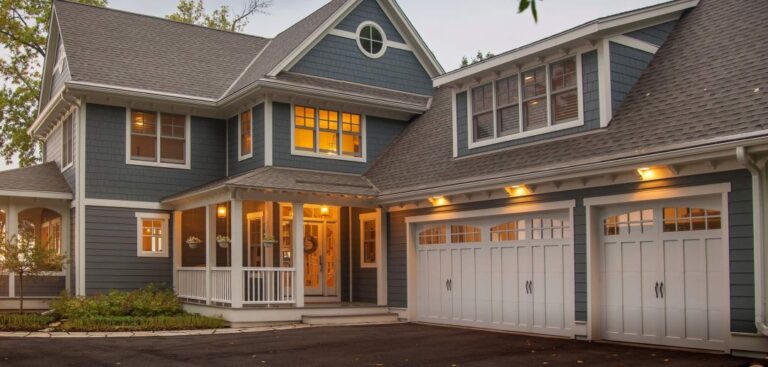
(432, 0, 699, 88)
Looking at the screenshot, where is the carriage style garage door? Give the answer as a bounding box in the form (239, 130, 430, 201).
(415, 210, 574, 337)
(598, 195, 728, 351)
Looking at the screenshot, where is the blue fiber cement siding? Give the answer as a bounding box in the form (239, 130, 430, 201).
(387, 170, 755, 333)
(271, 102, 408, 174)
(85, 206, 173, 295)
(625, 20, 677, 46)
(456, 51, 600, 157)
(335, 0, 405, 43)
(352, 207, 377, 303)
(228, 103, 265, 176)
(290, 34, 433, 95)
(610, 42, 654, 115)
(85, 104, 226, 202)
(15, 276, 66, 297)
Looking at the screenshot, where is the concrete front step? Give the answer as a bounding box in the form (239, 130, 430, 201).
(301, 313, 399, 325)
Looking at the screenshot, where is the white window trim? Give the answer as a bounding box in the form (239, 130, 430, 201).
(466, 51, 586, 150)
(238, 109, 253, 161)
(61, 109, 76, 172)
(359, 212, 378, 268)
(135, 212, 170, 258)
(356, 21, 388, 59)
(289, 104, 368, 163)
(125, 108, 192, 170)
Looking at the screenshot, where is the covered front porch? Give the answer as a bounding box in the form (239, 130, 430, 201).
(167, 168, 386, 318)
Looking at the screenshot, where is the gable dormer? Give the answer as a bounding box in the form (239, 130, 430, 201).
(433, 0, 695, 158)
(286, 0, 441, 96)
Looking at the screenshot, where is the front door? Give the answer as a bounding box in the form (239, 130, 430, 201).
(246, 212, 265, 267)
(303, 220, 339, 298)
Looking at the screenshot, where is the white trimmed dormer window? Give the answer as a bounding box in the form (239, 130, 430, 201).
(239, 109, 253, 160)
(292, 105, 365, 162)
(126, 108, 191, 169)
(468, 55, 583, 148)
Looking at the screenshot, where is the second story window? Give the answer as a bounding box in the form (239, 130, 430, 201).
(61, 113, 74, 169)
(469, 56, 581, 146)
(128, 109, 190, 169)
(293, 105, 364, 161)
(239, 110, 252, 160)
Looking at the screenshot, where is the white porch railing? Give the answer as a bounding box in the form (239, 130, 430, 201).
(243, 268, 296, 305)
(211, 268, 232, 303)
(176, 268, 206, 300)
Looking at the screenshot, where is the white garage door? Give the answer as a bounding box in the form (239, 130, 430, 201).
(416, 210, 574, 337)
(599, 195, 728, 350)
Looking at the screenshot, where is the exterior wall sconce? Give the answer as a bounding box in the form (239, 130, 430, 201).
(320, 206, 330, 216)
(636, 167, 656, 181)
(216, 204, 228, 219)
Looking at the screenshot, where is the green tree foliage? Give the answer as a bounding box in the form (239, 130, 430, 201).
(0, 227, 66, 313)
(0, 0, 106, 167)
(518, 0, 540, 22)
(461, 50, 496, 68)
(166, 0, 271, 32)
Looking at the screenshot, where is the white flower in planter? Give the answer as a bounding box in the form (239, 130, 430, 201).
(185, 236, 202, 249)
(216, 235, 231, 249)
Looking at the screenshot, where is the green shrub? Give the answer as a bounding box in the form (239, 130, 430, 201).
(0, 314, 54, 331)
(59, 315, 226, 332)
(51, 284, 183, 318)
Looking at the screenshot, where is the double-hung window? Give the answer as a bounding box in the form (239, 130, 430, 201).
(469, 56, 581, 145)
(239, 110, 252, 160)
(293, 105, 364, 160)
(360, 213, 378, 268)
(128, 109, 190, 168)
(135, 212, 169, 258)
(61, 113, 74, 169)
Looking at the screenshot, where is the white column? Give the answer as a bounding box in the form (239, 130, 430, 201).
(376, 207, 388, 306)
(206, 205, 213, 305)
(292, 203, 305, 307)
(230, 199, 244, 308)
(7, 200, 17, 298)
(172, 211, 182, 292)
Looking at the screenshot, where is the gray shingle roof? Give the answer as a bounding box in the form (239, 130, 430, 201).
(164, 166, 377, 202)
(365, 0, 768, 195)
(0, 163, 72, 195)
(224, 0, 351, 99)
(54, 0, 270, 99)
(271, 72, 432, 109)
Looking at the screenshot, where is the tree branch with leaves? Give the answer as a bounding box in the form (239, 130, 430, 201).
(166, 0, 271, 32)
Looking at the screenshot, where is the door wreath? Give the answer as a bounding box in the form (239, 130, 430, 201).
(304, 235, 318, 254)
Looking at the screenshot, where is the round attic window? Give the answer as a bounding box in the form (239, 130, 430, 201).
(357, 21, 387, 58)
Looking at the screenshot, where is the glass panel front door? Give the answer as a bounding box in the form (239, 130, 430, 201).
(304, 223, 322, 295)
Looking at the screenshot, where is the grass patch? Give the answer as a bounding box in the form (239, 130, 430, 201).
(59, 315, 226, 332)
(0, 314, 55, 331)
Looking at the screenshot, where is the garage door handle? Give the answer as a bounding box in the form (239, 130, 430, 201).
(655, 282, 659, 298)
(446, 279, 450, 291)
(524, 281, 529, 294)
(529, 281, 533, 294)
(659, 282, 664, 298)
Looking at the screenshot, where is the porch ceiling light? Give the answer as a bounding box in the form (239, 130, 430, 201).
(505, 184, 531, 197)
(428, 196, 449, 206)
(216, 204, 227, 218)
(320, 206, 330, 216)
(636, 167, 656, 181)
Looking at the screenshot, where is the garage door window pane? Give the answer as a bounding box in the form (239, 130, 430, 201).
(663, 207, 720, 232)
(491, 220, 526, 241)
(419, 225, 446, 245)
(604, 210, 653, 236)
(532, 217, 570, 239)
(450, 224, 481, 243)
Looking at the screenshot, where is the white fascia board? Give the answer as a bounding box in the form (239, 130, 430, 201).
(66, 81, 218, 105)
(0, 190, 72, 200)
(433, 0, 698, 87)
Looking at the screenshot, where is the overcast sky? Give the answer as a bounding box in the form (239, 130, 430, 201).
(0, 0, 667, 171)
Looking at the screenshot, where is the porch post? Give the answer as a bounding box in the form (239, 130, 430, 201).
(376, 207, 388, 306)
(292, 203, 305, 307)
(230, 199, 244, 308)
(205, 205, 213, 305)
(172, 211, 182, 292)
(7, 200, 17, 298)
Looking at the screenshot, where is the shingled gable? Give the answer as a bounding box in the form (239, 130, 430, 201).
(364, 0, 768, 198)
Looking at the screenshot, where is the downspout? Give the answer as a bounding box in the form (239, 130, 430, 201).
(736, 146, 768, 335)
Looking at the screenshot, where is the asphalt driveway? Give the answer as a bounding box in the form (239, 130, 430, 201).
(0, 323, 758, 367)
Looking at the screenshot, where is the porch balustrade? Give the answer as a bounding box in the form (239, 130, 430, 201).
(211, 268, 232, 303)
(176, 268, 206, 300)
(176, 267, 297, 306)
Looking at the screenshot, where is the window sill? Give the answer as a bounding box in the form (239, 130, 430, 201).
(290, 149, 366, 163)
(126, 158, 191, 170)
(360, 263, 377, 269)
(468, 119, 584, 149)
(137, 252, 169, 258)
(238, 153, 253, 162)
